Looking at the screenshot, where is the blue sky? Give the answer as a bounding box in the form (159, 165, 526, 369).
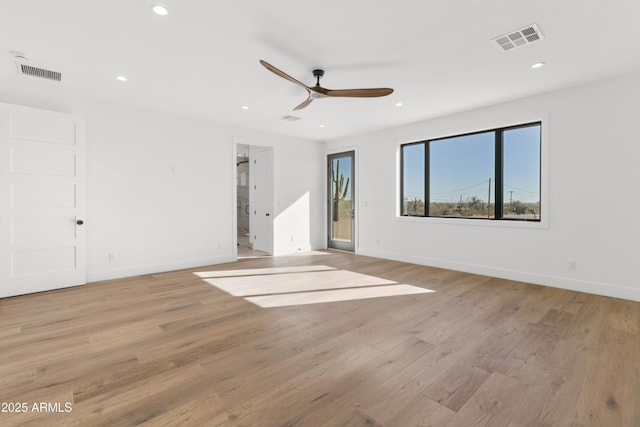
(332, 156, 352, 201)
(403, 125, 540, 204)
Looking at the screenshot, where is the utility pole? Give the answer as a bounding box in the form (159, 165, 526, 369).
(508, 190, 514, 213)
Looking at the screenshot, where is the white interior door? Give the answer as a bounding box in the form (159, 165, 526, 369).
(0, 103, 85, 298)
(250, 147, 273, 254)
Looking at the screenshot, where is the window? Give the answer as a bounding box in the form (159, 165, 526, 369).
(429, 131, 495, 218)
(401, 122, 541, 221)
(401, 143, 425, 216)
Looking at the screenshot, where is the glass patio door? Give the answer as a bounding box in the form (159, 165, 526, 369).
(328, 151, 355, 251)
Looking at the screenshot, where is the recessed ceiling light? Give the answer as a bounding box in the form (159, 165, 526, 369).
(241, 106, 249, 110)
(152, 5, 168, 15)
(531, 62, 545, 69)
(319, 124, 325, 128)
(395, 102, 403, 107)
(116, 75, 127, 82)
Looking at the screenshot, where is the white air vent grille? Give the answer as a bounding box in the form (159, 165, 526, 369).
(280, 115, 300, 122)
(17, 64, 62, 82)
(493, 24, 544, 52)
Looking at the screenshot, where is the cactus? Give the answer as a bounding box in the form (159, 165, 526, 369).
(332, 160, 350, 222)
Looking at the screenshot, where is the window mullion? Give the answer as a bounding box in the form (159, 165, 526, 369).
(495, 130, 504, 219)
(425, 141, 429, 217)
(400, 146, 405, 215)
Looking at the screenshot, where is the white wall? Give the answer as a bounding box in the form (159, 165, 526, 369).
(1, 82, 324, 282)
(236, 136, 325, 256)
(85, 102, 232, 280)
(325, 71, 640, 302)
(273, 141, 325, 255)
(5, 71, 639, 301)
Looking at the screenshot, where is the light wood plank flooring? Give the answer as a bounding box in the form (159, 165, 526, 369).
(0, 251, 638, 426)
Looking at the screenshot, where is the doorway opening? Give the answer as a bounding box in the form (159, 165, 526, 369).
(236, 144, 252, 255)
(235, 143, 273, 259)
(328, 151, 355, 252)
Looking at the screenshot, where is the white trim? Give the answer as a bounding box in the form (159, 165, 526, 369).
(232, 136, 275, 259)
(326, 145, 358, 253)
(359, 248, 640, 302)
(273, 244, 313, 256)
(396, 112, 550, 229)
(87, 255, 235, 283)
(393, 215, 548, 229)
(231, 139, 238, 260)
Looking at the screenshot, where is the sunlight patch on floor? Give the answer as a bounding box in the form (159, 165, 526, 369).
(246, 284, 434, 307)
(196, 265, 435, 307)
(201, 270, 396, 297)
(194, 265, 336, 279)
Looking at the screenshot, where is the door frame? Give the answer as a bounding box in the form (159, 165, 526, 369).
(232, 136, 274, 258)
(327, 150, 356, 252)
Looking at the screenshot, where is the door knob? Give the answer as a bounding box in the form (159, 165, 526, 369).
(76, 219, 84, 225)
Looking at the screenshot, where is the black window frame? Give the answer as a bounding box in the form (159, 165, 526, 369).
(400, 121, 541, 222)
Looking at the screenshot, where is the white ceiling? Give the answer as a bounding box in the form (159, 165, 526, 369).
(2, 1, 640, 141)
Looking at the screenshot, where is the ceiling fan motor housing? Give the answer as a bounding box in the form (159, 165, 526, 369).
(312, 69, 324, 86)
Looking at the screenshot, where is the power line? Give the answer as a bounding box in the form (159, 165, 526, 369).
(431, 179, 490, 195)
(409, 181, 539, 200)
(404, 193, 424, 199)
(504, 184, 539, 195)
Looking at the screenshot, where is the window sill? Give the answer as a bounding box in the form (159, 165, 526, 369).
(394, 215, 548, 229)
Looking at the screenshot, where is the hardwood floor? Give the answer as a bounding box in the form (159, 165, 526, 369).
(0, 251, 638, 426)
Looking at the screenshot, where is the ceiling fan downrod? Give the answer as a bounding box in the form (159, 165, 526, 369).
(312, 69, 324, 87)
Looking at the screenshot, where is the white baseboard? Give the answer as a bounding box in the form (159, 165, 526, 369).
(273, 245, 313, 257)
(86, 255, 236, 283)
(358, 248, 640, 302)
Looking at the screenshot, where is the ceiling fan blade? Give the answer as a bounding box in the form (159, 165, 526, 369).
(261, 60, 394, 109)
(293, 96, 314, 111)
(260, 60, 311, 92)
(323, 88, 394, 98)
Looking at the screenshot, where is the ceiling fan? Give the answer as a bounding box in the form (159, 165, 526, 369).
(259, 60, 394, 111)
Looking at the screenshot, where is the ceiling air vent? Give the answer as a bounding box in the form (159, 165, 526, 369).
(280, 115, 300, 122)
(493, 24, 544, 52)
(17, 63, 62, 82)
